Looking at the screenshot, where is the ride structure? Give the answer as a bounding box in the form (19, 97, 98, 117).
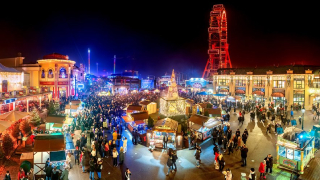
(202, 4, 232, 80)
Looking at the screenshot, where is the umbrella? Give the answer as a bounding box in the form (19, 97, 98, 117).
(197, 91, 208, 95)
(213, 94, 227, 97)
(252, 91, 265, 96)
(235, 89, 245, 94)
(271, 92, 284, 97)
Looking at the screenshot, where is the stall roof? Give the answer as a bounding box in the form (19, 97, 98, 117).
(0, 111, 29, 122)
(204, 108, 221, 117)
(0, 120, 12, 133)
(139, 100, 151, 106)
(135, 120, 145, 125)
(71, 100, 81, 105)
(191, 123, 202, 131)
(65, 104, 79, 110)
(50, 151, 66, 162)
(203, 118, 222, 129)
(131, 111, 149, 121)
(34, 133, 65, 152)
(46, 115, 66, 124)
(186, 99, 194, 105)
(52, 123, 63, 129)
(198, 102, 212, 109)
(126, 105, 142, 111)
(188, 114, 209, 125)
(122, 116, 133, 123)
(154, 118, 178, 131)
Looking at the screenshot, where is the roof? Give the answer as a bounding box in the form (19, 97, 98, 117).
(122, 116, 133, 123)
(198, 102, 212, 108)
(186, 99, 194, 105)
(203, 118, 222, 129)
(126, 105, 142, 111)
(71, 100, 81, 105)
(0, 63, 20, 72)
(188, 114, 209, 125)
(217, 65, 320, 75)
(65, 104, 79, 110)
(0, 111, 29, 122)
(42, 53, 68, 60)
(131, 111, 149, 121)
(154, 118, 178, 131)
(34, 133, 65, 152)
(0, 120, 12, 133)
(204, 108, 221, 116)
(139, 100, 151, 106)
(135, 120, 145, 125)
(45, 115, 66, 124)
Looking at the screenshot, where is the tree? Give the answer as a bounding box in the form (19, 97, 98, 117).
(147, 116, 154, 128)
(48, 101, 56, 115)
(20, 119, 31, 136)
(29, 108, 41, 127)
(11, 123, 20, 139)
(207, 103, 213, 108)
(2, 133, 14, 158)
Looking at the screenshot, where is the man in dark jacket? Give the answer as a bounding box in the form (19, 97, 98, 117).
(163, 134, 168, 148)
(240, 145, 248, 166)
(265, 154, 273, 174)
(45, 162, 53, 180)
(171, 151, 178, 171)
(51, 166, 59, 180)
(166, 156, 173, 175)
(74, 147, 80, 165)
(242, 133, 248, 145)
(211, 130, 217, 145)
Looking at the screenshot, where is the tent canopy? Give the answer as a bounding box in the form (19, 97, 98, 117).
(50, 151, 66, 162)
(0, 111, 29, 122)
(0, 120, 12, 133)
(203, 118, 222, 129)
(197, 91, 212, 95)
(213, 94, 227, 97)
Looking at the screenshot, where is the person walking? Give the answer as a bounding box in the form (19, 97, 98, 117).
(225, 168, 232, 180)
(237, 136, 242, 150)
(74, 146, 80, 165)
(51, 166, 59, 180)
(89, 158, 95, 180)
(259, 160, 266, 179)
(218, 153, 225, 171)
(60, 167, 69, 180)
(217, 135, 223, 150)
(194, 148, 201, 168)
(112, 148, 119, 167)
(242, 133, 248, 145)
(264, 154, 273, 174)
(96, 158, 103, 180)
(122, 136, 128, 153)
(44, 163, 52, 180)
(163, 134, 168, 149)
(4, 171, 11, 180)
(166, 155, 173, 175)
(241, 144, 248, 166)
(125, 168, 131, 180)
(212, 129, 217, 145)
(227, 139, 234, 155)
(119, 147, 125, 165)
(248, 168, 256, 180)
(171, 150, 178, 171)
(80, 151, 86, 173)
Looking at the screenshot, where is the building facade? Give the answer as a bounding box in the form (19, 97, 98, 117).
(213, 65, 320, 110)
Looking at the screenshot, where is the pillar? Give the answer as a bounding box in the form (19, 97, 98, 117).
(53, 87, 55, 99)
(58, 87, 60, 99)
(66, 86, 69, 98)
(276, 145, 279, 165)
(27, 99, 29, 113)
(40, 97, 41, 109)
(300, 150, 304, 174)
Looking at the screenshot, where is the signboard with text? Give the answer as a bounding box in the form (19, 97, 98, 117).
(40, 81, 54, 85)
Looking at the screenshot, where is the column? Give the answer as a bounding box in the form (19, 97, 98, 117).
(300, 150, 304, 174)
(27, 99, 29, 113)
(40, 97, 41, 109)
(58, 87, 60, 99)
(52, 87, 55, 99)
(276, 145, 279, 164)
(66, 86, 69, 98)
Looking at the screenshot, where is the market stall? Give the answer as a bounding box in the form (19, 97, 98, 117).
(147, 118, 181, 150)
(45, 115, 66, 133)
(33, 133, 66, 179)
(276, 127, 315, 174)
(188, 114, 209, 141)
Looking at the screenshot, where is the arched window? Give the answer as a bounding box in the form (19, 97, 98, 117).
(41, 70, 45, 78)
(59, 67, 66, 78)
(48, 69, 54, 78)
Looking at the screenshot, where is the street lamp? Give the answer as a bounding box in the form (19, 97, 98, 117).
(69, 102, 72, 117)
(301, 108, 305, 130)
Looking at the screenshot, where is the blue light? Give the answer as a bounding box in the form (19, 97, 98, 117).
(196, 78, 198, 80)
(300, 135, 303, 139)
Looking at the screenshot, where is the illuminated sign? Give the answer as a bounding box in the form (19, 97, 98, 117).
(58, 81, 69, 85)
(141, 80, 154, 89)
(40, 81, 54, 85)
(282, 159, 297, 168)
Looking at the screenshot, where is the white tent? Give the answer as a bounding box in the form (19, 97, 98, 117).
(0, 111, 29, 122)
(0, 120, 12, 133)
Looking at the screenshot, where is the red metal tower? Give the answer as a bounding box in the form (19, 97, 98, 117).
(202, 4, 232, 79)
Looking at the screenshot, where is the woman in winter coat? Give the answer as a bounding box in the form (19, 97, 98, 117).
(104, 142, 109, 158)
(237, 136, 242, 150)
(80, 151, 86, 173)
(119, 147, 125, 165)
(112, 148, 119, 167)
(259, 160, 266, 179)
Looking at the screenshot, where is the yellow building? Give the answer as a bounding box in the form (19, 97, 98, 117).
(213, 65, 320, 110)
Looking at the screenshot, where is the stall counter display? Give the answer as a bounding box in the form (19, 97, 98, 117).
(153, 134, 163, 148)
(198, 127, 211, 140)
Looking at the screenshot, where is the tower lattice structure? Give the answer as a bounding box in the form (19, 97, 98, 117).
(202, 4, 232, 79)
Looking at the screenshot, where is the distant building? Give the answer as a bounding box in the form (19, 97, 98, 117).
(108, 70, 140, 94)
(185, 78, 213, 93)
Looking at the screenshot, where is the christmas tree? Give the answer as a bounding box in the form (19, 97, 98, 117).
(20, 119, 31, 136)
(29, 108, 41, 127)
(2, 133, 13, 158)
(11, 123, 20, 139)
(167, 69, 179, 100)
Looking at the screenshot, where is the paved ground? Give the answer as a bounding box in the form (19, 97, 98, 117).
(0, 109, 318, 180)
(67, 109, 319, 180)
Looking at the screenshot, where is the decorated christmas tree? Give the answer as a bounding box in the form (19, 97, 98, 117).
(29, 108, 41, 127)
(2, 133, 13, 158)
(11, 123, 20, 139)
(167, 69, 179, 100)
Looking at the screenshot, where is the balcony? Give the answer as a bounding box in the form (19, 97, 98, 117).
(59, 74, 68, 78)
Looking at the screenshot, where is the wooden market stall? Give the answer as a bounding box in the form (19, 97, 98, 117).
(33, 133, 66, 179)
(147, 118, 182, 150)
(276, 127, 315, 174)
(45, 115, 66, 132)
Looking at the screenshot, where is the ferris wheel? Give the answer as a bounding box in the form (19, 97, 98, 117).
(203, 4, 232, 79)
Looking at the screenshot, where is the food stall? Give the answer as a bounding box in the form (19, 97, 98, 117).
(45, 115, 66, 133)
(147, 118, 181, 150)
(33, 133, 66, 179)
(139, 100, 157, 114)
(276, 127, 315, 174)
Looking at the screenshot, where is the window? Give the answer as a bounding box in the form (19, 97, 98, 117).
(48, 69, 53, 78)
(294, 76, 305, 89)
(218, 77, 229, 85)
(273, 76, 285, 88)
(59, 67, 67, 78)
(293, 91, 304, 105)
(41, 70, 45, 78)
(313, 78, 320, 88)
(235, 77, 246, 86)
(253, 76, 266, 87)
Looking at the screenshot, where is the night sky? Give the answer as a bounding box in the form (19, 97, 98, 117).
(1, 2, 320, 78)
